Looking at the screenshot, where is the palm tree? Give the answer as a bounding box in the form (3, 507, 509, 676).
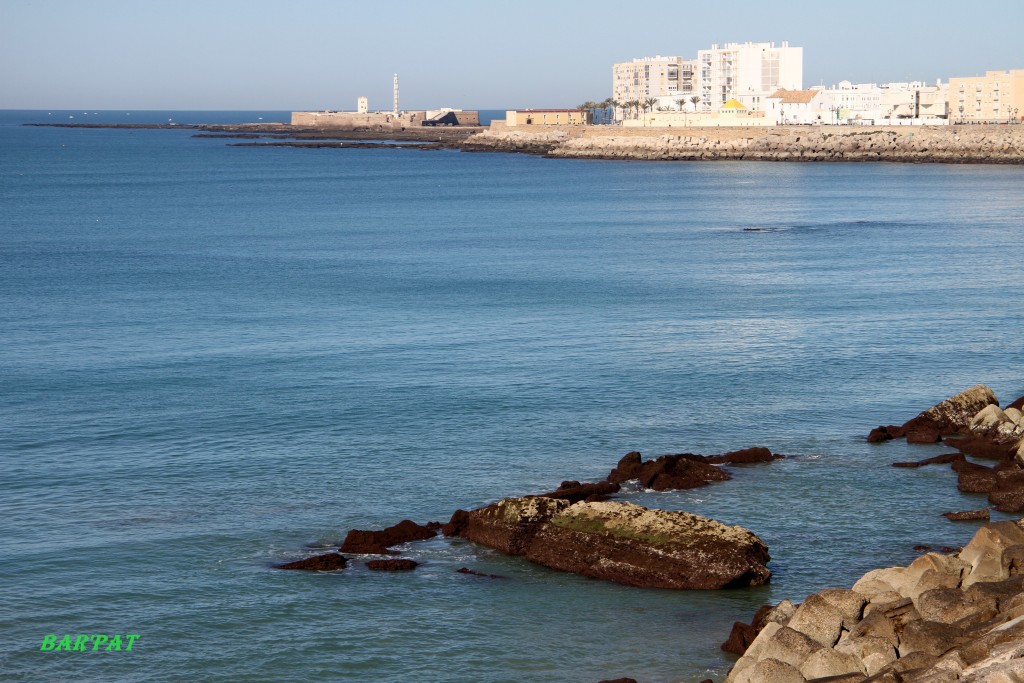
(676, 99, 687, 111)
(627, 100, 640, 120)
(603, 97, 615, 124)
(644, 97, 658, 126)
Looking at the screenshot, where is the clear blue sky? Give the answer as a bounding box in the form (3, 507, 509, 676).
(2, 0, 1022, 110)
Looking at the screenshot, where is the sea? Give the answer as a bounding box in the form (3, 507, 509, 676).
(1, 109, 1023, 683)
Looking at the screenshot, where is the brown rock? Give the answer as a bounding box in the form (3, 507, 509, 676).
(954, 460, 998, 493)
(706, 446, 781, 464)
(905, 426, 943, 444)
(275, 552, 348, 571)
(901, 385, 999, 439)
(1008, 394, 1024, 412)
(442, 509, 469, 537)
(524, 501, 771, 589)
(455, 497, 571, 555)
(944, 434, 1017, 460)
(722, 621, 759, 655)
(607, 451, 731, 490)
(606, 451, 643, 483)
(597, 679, 638, 683)
(987, 468, 1024, 512)
(943, 509, 990, 521)
(868, 425, 904, 443)
(892, 453, 965, 468)
(340, 519, 437, 554)
(366, 559, 418, 571)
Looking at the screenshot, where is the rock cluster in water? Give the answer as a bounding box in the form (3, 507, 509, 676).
(871, 385, 1024, 514)
(275, 446, 782, 590)
(722, 520, 1024, 683)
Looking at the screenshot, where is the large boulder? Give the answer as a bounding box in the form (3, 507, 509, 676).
(900, 385, 999, 441)
(450, 496, 571, 555)
(524, 501, 771, 589)
(340, 519, 437, 554)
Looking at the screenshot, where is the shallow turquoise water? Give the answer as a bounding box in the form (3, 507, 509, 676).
(1, 111, 1023, 682)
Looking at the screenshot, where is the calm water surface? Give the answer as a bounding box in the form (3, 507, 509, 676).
(1, 111, 1023, 682)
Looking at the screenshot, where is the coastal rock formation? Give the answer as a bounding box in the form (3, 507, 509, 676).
(526, 501, 771, 589)
(275, 553, 348, 571)
(340, 519, 437, 554)
(724, 520, 1024, 683)
(448, 498, 771, 590)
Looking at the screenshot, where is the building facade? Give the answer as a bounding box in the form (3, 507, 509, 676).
(949, 70, 1024, 124)
(696, 41, 803, 110)
(612, 56, 696, 109)
(505, 109, 591, 126)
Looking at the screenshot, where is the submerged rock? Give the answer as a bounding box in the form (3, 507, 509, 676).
(275, 553, 348, 571)
(943, 508, 990, 521)
(366, 559, 418, 571)
(706, 446, 782, 465)
(535, 480, 620, 503)
(525, 501, 771, 589)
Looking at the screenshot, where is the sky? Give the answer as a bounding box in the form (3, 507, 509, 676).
(2, 0, 1023, 110)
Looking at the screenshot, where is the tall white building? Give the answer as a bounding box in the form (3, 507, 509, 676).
(697, 41, 803, 110)
(612, 56, 697, 107)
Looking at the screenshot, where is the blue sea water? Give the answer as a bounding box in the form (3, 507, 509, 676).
(1, 109, 1023, 683)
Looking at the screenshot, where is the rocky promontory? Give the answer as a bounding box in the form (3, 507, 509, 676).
(461, 125, 1024, 164)
(723, 520, 1024, 682)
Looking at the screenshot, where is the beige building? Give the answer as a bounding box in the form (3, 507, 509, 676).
(505, 109, 591, 126)
(613, 56, 696, 109)
(949, 70, 1024, 124)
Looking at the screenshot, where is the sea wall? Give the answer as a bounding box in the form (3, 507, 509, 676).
(461, 125, 1024, 163)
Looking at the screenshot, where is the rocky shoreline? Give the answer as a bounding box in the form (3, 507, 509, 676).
(26, 121, 1024, 163)
(716, 385, 1024, 683)
(462, 125, 1024, 164)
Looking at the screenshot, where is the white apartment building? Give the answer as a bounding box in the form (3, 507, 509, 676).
(812, 80, 949, 124)
(697, 41, 803, 110)
(612, 56, 696, 110)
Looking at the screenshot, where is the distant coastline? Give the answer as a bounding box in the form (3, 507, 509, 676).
(24, 121, 1024, 164)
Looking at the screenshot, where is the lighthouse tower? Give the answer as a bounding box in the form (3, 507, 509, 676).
(393, 74, 400, 116)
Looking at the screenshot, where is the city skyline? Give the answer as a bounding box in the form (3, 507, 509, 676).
(2, 0, 1023, 110)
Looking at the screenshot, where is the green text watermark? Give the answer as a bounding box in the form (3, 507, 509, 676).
(40, 634, 140, 652)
